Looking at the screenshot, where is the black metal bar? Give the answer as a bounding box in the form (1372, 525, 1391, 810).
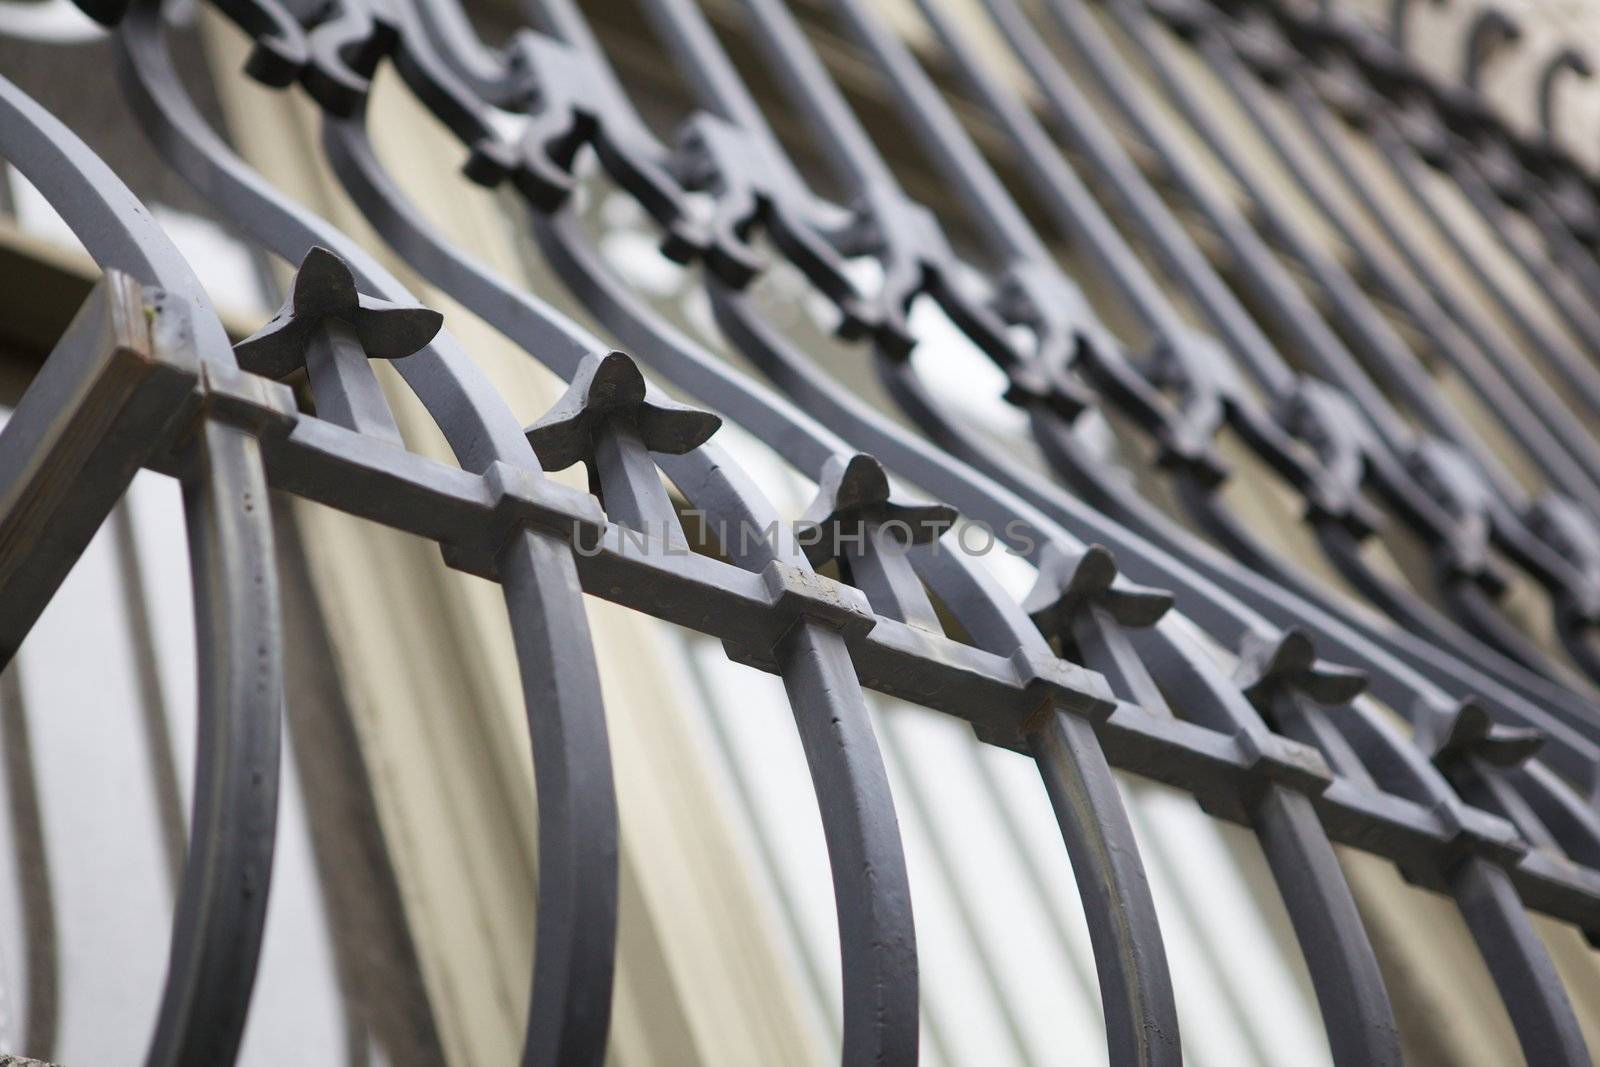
(6, 0, 1600, 1062)
(113, 6, 627, 1062)
(0, 70, 286, 1066)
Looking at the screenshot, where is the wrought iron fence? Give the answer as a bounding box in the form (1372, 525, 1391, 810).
(3, 0, 1600, 1062)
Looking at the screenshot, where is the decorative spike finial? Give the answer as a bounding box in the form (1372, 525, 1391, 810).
(525, 350, 721, 472)
(234, 246, 441, 379)
(234, 247, 438, 443)
(1234, 627, 1369, 707)
(793, 453, 957, 569)
(1415, 699, 1544, 771)
(1023, 543, 1175, 638)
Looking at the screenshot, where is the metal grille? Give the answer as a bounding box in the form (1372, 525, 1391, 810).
(3, 0, 1600, 1062)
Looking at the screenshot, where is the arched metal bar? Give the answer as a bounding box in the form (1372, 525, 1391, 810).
(947, 0, 1600, 921)
(758, 0, 1600, 777)
(627, 4, 1600, 1062)
(416, 65, 1183, 1055)
(1005, 0, 1600, 701)
(919, 0, 1600, 757)
(1539, 47, 1592, 143)
(1097, 0, 1567, 527)
(0, 72, 282, 1067)
(112, 4, 622, 1062)
(312, 62, 925, 1057)
(911, 546, 1182, 1066)
(775, 1, 1405, 1057)
(1272, 41, 1600, 473)
(842, 0, 1600, 726)
(10, 1, 1600, 1063)
(1315, 6, 1600, 392)
(1163, 4, 1600, 696)
(929, 0, 1600, 760)
(663, 441, 921, 1065)
(1461, 8, 1522, 93)
(1193, 5, 1600, 512)
(1332, 703, 1594, 1065)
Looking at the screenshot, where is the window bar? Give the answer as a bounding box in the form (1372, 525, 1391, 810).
(646, 0, 1587, 1062)
(1095, 0, 1554, 529)
(1023, 0, 1600, 699)
(656, 2, 1593, 1062)
(902, 0, 1600, 790)
(115, 5, 629, 1062)
(394, 1, 1193, 1059)
(1290, 4, 1600, 419)
(4, 0, 1590, 984)
(262, 6, 936, 1056)
(2, 0, 1600, 1062)
(409, 0, 1600, 959)
(0, 73, 284, 1067)
(1184, 3, 1600, 686)
(1252, 16, 1600, 494)
(1144, 0, 1600, 692)
(1184, 1, 1600, 512)
(922, 0, 1600, 808)
(613, 0, 1593, 810)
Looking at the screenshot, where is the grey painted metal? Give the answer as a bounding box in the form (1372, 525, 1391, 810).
(113, 3, 624, 1061)
(4, 0, 1600, 1063)
(0, 71, 283, 1067)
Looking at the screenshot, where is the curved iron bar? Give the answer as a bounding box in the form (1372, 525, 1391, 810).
(1012, 0, 1600, 705)
(937, 2, 1594, 1057)
(1260, 7, 1600, 665)
(409, 0, 759, 282)
(1157, 1, 1600, 696)
(319, 71, 925, 1061)
(1099, 0, 1600, 566)
(643, 0, 1593, 1055)
(926, 0, 1600, 775)
(473, 2, 1427, 1062)
(1295, 5, 1600, 399)
(1319, 679, 1596, 1066)
(531, 211, 1187, 1065)
(743, 0, 1409, 1059)
(198, 1, 938, 1051)
(1460, 8, 1522, 94)
(11, 0, 1600, 1060)
(312, 0, 1600, 940)
(748, 0, 1600, 966)
(111, 2, 625, 1060)
(592, 4, 1600, 1062)
(715, 204, 1598, 1065)
(1259, 26, 1600, 478)
(380, 6, 1516, 1062)
(1191, 3, 1600, 509)
(386, 6, 1197, 1057)
(636, 0, 1600, 819)
(0, 73, 283, 1067)
(1539, 47, 1592, 144)
(838, 0, 1600, 790)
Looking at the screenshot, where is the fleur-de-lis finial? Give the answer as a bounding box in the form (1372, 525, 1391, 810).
(234, 247, 440, 443)
(1415, 699, 1544, 772)
(1234, 627, 1369, 708)
(526, 351, 721, 472)
(793, 453, 957, 569)
(1023, 543, 1175, 640)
